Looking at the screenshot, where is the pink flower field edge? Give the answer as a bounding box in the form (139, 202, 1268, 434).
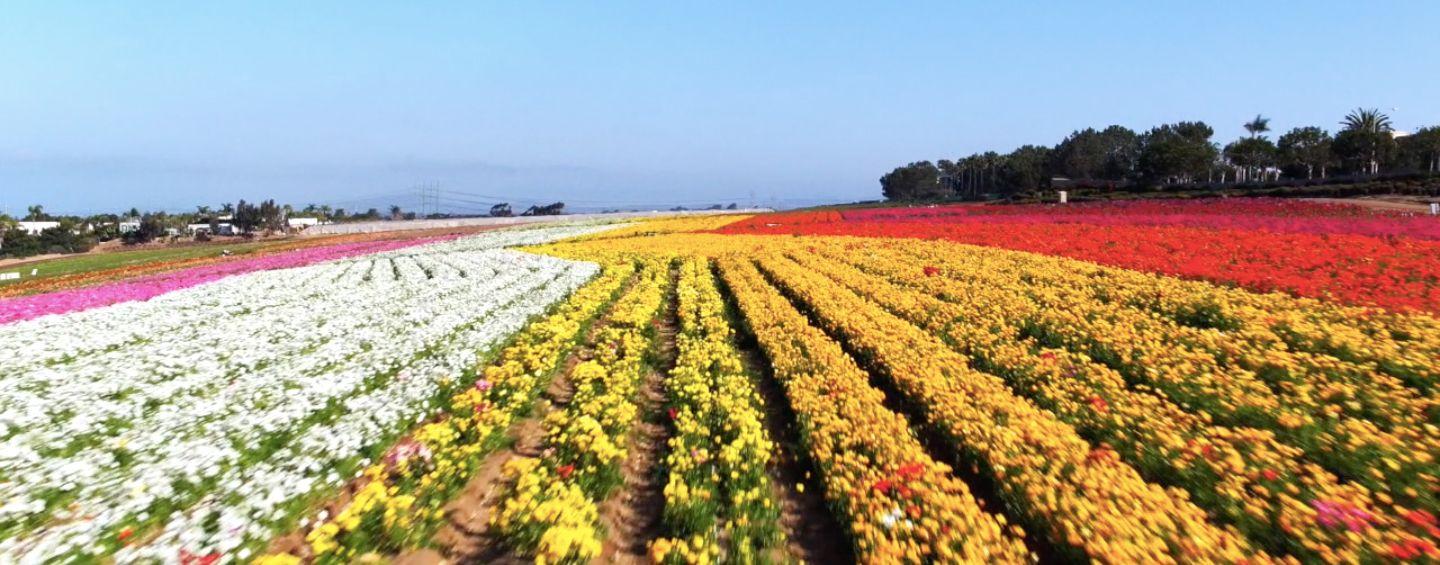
(0, 236, 454, 325)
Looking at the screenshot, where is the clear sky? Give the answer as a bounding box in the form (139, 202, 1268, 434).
(2, 1, 1437, 215)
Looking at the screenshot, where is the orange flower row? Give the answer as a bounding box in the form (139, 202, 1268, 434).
(752, 250, 1263, 562)
(716, 256, 1031, 563)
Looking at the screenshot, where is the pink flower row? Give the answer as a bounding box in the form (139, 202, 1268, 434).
(0, 237, 449, 325)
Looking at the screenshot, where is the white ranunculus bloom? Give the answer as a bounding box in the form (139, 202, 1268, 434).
(0, 224, 616, 563)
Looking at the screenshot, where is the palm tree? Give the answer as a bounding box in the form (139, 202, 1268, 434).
(1342, 108, 1393, 134)
(1342, 108, 1394, 174)
(1244, 114, 1271, 138)
(980, 151, 1002, 193)
(389, 205, 403, 220)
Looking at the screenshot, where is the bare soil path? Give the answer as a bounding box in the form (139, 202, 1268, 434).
(596, 265, 679, 564)
(711, 260, 855, 564)
(421, 271, 637, 564)
(733, 322, 855, 564)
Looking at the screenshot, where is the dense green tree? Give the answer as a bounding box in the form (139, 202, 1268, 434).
(1398, 126, 1440, 173)
(1052, 128, 1108, 180)
(879, 161, 945, 200)
(232, 200, 261, 233)
(1223, 137, 1278, 182)
(1001, 145, 1053, 191)
(122, 212, 169, 244)
(1277, 127, 1334, 179)
(258, 199, 285, 232)
(1097, 125, 1140, 179)
(1137, 121, 1217, 184)
(1050, 125, 1140, 182)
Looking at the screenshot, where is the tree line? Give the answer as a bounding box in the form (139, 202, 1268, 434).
(0, 199, 382, 259)
(0, 195, 585, 259)
(881, 108, 1440, 201)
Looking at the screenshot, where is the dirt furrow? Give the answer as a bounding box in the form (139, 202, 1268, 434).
(596, 265, 679, 563)
(421, 272, 634, 564)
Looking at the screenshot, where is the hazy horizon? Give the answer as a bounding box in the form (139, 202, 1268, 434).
(3, 1, 1438, 215)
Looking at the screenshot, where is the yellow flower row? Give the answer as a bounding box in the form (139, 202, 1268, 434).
(651, 257, 783, 563)
(906, 239, 1440, 420)
(715, 256, 1032, 563)
(1023, 244, 1440, 394)
(255, 261, 634, 563)
(517, 229, 1440, 561)
(489, 254, 671, 564)
(784, 242, 1428, 562)
(568, 214, 754, 242)
(867, 240, 1440, 510)
(751, 250, 1263, 562)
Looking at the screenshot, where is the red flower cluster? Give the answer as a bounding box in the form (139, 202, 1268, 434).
(873, 462, 926, 498)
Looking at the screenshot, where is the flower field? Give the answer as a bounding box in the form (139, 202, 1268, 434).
(0, 225, 607, 562)
(5, 201, 1440, 563)
(716, 199, 1440, 313)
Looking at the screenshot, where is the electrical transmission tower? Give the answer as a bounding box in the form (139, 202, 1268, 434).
(415, 183, 442, 216)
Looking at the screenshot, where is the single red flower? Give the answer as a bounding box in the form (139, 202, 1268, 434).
(1088, 395, 1108, 413)
(1261, 469, 1279, 481)
(1390, 539, 1437, 559)
(179, 551, 223, 565)
(557, 464, 575, 479)
(922, 266, 940, 277)
(666, 407, 677, 420)
(1405, 510, 1437, 528)
(896, 462, 925, 480)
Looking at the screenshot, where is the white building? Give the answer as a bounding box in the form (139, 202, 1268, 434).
(15, 221, 61, 235)
(188, 223, 237, 236)
(287, 217, 322, 230)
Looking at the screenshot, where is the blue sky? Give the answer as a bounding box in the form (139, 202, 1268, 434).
(2, 1, 1437, 214)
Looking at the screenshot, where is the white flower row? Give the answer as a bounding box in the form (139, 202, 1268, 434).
(0, 224, 614, 563)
